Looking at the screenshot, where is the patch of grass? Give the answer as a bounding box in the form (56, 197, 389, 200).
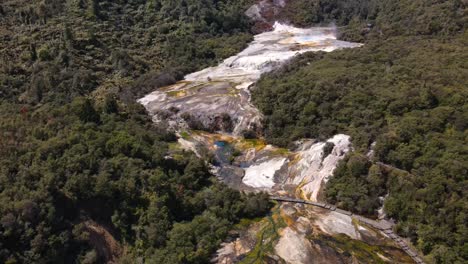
(179, 131, 190, 139)
(166, 82, 210, 97)
(171, 154, 186, 161)
(236, 138, 267, 151)
(166, 90, 186, 97)
(271, 147, 290, 156)
(240, 206, 286, 264)
(168, 142, 181, 151)
(235, 217, 264, 230)
(314, 233, 412, 263)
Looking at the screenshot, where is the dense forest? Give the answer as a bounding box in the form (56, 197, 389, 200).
(0, 99, 271, 263)
(0, 0, 254, 103)
(253, 0, 467, 263)
(0, 0, 273, 263)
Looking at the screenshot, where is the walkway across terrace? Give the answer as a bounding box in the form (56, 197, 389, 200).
(270, 196, 425, 264)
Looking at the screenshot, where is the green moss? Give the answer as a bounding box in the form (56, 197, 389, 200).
(314, 234, 412, 263)
(236, 138, 267, 152)
(240, 206, 285, 264)
(166, 82, 210, 97)
(171, 154, 186, 161)
(166, 90, 183, 97)
(179, 131, 190, 140)
(234, 217, 264, 230)
(168, 142, 181, 151)
(271, 147, 290, 156)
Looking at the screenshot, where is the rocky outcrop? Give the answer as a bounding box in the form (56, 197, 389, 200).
(288, 134, 352, 201)
(246, 0, 288, 33)
(213, 202, 415, 263)
(243, 157, 288, 188)
(275, 227, 314, 264)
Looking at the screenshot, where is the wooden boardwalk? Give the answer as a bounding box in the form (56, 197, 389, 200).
(270, 196, 425, 264)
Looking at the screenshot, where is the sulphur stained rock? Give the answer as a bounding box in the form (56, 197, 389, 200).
(288, 134, 352, 201)
(138, 24, 361, 135)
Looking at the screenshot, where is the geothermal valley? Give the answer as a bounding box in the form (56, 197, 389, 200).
(138, 6, 421, 264)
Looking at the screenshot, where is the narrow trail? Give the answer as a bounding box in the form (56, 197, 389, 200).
(82, 220, 123, 264)
(270, 196, 425, 264)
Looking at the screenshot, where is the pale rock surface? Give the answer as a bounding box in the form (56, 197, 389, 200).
(245, 0, 286, 24)
(138, 23, 361, 134)
(289, 134, 352, 201)
(295, 216, 312, 234)
(214, 239, 250, 264)
(377, 195, 388, 220)
(245, 4, 264, 22)
(243, 157, 287, 188)
(313, 210, 361, 240)
(275, 227, 313, 264)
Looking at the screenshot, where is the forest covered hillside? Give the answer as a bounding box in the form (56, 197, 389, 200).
(253, 0, 467, 263)
(0, 0, 255, 103)
(0, 0, 467, 263)
(0, 1, 273, 263)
